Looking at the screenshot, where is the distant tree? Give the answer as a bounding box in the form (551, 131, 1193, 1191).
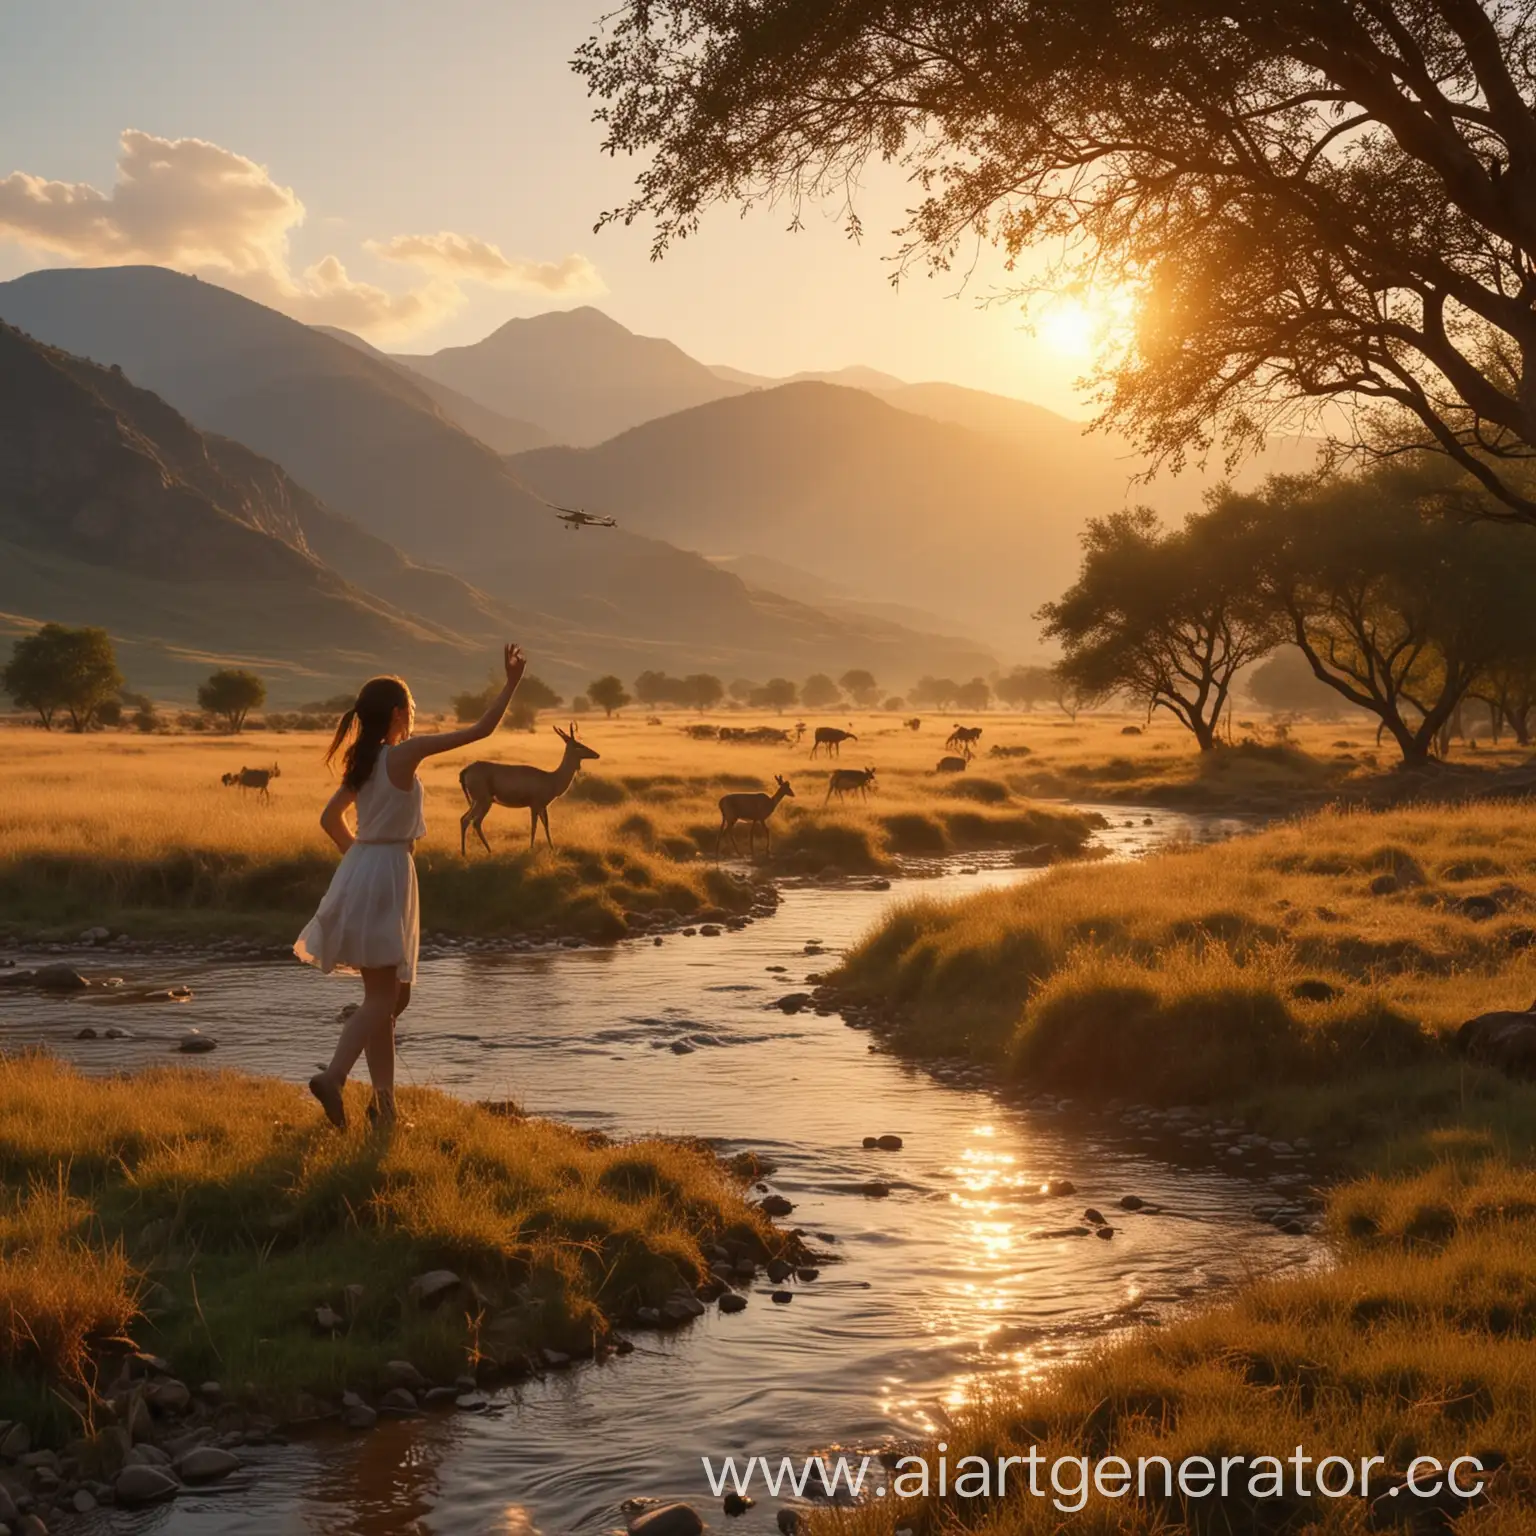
(683, 672, 725, 711)
(133, 703, 160, 734)
(95, 698, 124, 728)
(1471, 659, 1536, 747)
(198, 668, 267, 733)
(634, 670, 672, 707)
(955, 677, 993, 712)
(750, 677, 798, 713)
(3, 624, 123, 732)
(995, 665, 1056, 712)
(1210, 462, 1536, 765)
(570, 693, 593, 715)
(588, 675, 631, 717)
(838, 669, 879, 708)
(1051, 670, 1085, 723)
(728, 677, 758, 704)
(1040, 508, 1281, 751)
(1246, 649, 1348, 720)
(909, 676, 961, 710)
(504, 675, 562, 728)
(801, 673, 842, 710)
(881, 695, 906, 712)
(452, 683, 498, 723)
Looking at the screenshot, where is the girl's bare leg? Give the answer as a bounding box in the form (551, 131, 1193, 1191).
(363, 982, 410, 1124)
(309, 967, 400, 1128)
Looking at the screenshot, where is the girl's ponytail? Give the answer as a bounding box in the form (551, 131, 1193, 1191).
(323, 678, 411, 791)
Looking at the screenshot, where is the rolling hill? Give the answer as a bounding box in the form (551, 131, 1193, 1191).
(510, 382, 1129, 654)
(313, 324, 552, 454)
(0, 319, 495, 699)
(0, 268, 994, 691)
(396, 306, 749, 446)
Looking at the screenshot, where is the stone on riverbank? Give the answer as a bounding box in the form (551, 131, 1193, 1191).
(759, 1194, 794, 1216)
(718, 1293, 748, 1314)
(176, 1031, 216, 1053)
(629, 1502, 704, 1536)
(407, 1270, 461, 1308)
(176, 1446, 240, 1482)
(115, 1464, 179, 1505)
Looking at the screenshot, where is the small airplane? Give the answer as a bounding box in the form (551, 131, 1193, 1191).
(553, 505, 617, 531)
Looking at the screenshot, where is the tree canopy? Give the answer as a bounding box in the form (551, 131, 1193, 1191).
(838, 668, 880, 707)
(3, 624, 123, 732)
(995, 665, 1056, 710)
(801, 672, 843, 709)
(588, 675, 632, 716)
(1206, 459, 1536, 762)
(197, 668, 266, 733)
(750, 677, 799, 712)
(578, 2, 1536, 519)
(1040, 507, 1281, 749)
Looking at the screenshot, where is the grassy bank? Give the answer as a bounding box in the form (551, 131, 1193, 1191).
(0, 1054, 781, 1439)
(819, 802, 1536, 1533)
(833, 801, 1536, 1105)
(0, 721, 1100, 942)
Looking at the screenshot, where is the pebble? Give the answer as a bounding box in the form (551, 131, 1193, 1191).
(718, 1293, 748, 1314)
(1083, 1208, 1106, 1225)
(1118, 1194, 1146, 1211)
(795, 1267, 819, 1282)
(629, 1505, 704, 1536)
(114, 1464, 180, 1505)
(770, 1291, 793, 1304)
(875, 1134, 903, 1151)
(765, 1259, 793, 1283)
(176, 1446, 240, 1482)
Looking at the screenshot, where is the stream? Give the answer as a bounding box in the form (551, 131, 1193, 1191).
(0, 806, 1320, 1535)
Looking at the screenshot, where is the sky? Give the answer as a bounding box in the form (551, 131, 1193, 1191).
(0, 0, 1095, 413)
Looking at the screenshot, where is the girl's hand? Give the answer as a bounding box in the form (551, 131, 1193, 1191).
(504, 644, 526, 688)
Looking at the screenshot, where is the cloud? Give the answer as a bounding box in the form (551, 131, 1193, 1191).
(369, 232, 604, 295)
(0, 131, 603, 338)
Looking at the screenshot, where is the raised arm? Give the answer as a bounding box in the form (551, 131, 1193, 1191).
(388, 644, 525, 782)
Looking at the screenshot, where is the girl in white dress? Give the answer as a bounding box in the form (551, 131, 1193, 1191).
(296, 643, 525, 1129)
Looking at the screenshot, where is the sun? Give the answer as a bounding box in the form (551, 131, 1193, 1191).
(1036, 288, 1137, 363)
(1038, 297, 1097, 359)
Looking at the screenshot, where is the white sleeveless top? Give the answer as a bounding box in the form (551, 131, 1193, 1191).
(354, 745, 426, 843)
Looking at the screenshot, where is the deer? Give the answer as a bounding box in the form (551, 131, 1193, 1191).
(459, 723, 600, 853)
(221, 764, 280, 802)
(946, 725, 983, 758)
(810, 726, 857, 758)
(825, 765, 877, 804)
(716, 775, 794, 859)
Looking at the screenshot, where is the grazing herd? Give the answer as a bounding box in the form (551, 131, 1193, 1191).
(214, 716, 993, 861)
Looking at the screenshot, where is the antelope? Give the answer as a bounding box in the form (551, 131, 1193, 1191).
(825, 765, 877, 804)
(221, 764, 280, 802)
(459, 723, 600, 853)
(810, 726, 857, 758)
(946, 725, 983, 757)
(936, 755, 968, 773)
(904, 717, 922, 732)
(716, 775, 794, 859)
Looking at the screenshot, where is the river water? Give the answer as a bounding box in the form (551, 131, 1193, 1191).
(0, 806, 1318, 1535)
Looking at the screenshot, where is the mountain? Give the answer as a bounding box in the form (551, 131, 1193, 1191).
(396, 306, 749, 447)
(312, 324, 552, 454)
(510, 382, 1132, 653)
(0, 268, 993, 689)
(0, 319, 497, 699)
(710, 363, 908, 393)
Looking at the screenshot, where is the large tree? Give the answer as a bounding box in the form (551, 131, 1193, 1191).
(2, 624, 123, 732)
(1040, 508, 1281, 749)
(579, 3, 1536, 519)
(1208, 460, 1536, 762)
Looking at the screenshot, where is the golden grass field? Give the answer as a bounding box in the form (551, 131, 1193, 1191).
(0, 708, 1147, 940)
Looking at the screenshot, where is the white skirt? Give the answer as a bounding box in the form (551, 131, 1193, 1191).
(294, 842, 419, 983)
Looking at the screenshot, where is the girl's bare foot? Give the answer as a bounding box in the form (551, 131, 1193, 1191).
(308, 1074, 347, 1129)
